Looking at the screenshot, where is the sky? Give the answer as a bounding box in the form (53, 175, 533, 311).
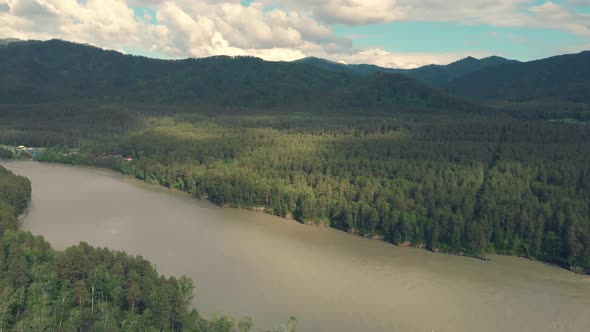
(0, 0, 589, 69)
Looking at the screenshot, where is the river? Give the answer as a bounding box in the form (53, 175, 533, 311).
(3, 160, 590, 332)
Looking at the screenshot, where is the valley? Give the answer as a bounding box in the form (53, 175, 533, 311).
(0, 38, 589, 331)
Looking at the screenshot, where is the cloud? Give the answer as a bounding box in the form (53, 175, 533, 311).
(330, 48, 495, 69)
(280, 0, 406, 25)
(1, 0, 143, 48)
(0, 1, 588, 69)
(10, 0, 58, 16)
(528, 1, 590, 36)
(269, 0, 590, 36)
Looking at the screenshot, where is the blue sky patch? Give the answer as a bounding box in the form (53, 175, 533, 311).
(133, 7, 158, 25)
(333, 21, 585, 60)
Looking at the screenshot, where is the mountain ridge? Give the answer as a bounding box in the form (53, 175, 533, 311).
(401, 55, 520, 87)
(0, 39, 474, 112)
(447, 50, 590, 103)
(2, 38, 588, 107)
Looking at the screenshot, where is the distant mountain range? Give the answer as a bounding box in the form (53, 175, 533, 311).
(0, 38, 21, 45)
(0, 39, 470, 111)
(295, 55, 520, 87)
(447, 51, 590, 103)
(1, 38, 589, 107)
(298, 52, 590, 104)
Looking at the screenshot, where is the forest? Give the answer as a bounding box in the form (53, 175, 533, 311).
(1, 100, 588, 274)
(0, 39, 467, 111)
(0, 165, 296, 331)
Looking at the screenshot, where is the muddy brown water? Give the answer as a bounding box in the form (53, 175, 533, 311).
(4, 161, 590, 332)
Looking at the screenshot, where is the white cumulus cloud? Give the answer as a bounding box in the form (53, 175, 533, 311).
(0, 0, 588, 68)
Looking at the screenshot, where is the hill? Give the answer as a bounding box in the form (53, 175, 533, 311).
(447, 51, 590, 103)
(294, 57, 399, 76)
(0, 39, 470, 111)
(296, 55, 518, 87)
(0, 38, 21, 45)
(333, 72, 469, 110)
(404, 56, 519, 87)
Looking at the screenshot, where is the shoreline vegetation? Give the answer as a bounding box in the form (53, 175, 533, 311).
(4, 155, 496, 265)
(13, 156, 580, 270)
(10, 155, 496, 264)
(0, 163, 298, 332)
(40, 139, 590, 275)
(238, 205, 493, 262)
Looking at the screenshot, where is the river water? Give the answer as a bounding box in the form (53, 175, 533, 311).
(3, 161, 590, 332)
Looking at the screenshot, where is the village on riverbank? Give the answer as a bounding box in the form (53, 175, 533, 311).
(0, 144, 46, 159)
(0, 144, 136, 169)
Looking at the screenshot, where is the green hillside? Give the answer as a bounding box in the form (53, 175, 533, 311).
(296, 55, 518, 87)
(0, 39, 467, 111)
(447, 51, 590, 103)
(405, 56, 519, 87)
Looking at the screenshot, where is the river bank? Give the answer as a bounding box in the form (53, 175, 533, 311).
(11, 155, 588, 275)
(5, 159, 590, 332)
(219, 194, 494, 262)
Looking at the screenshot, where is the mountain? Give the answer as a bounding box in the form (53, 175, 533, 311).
(295, 55, 518, 87)
(0, 39, 472, 111)
(395, 52, 590, 105)
(0, 38, 21, 45)
(3, 39, 587, 108)
(332, 72, 468, 110)
(299, 51, 590, 105)
(447, 51, 590, 103)
(403, 56, 519, 87)
(295, 57, 399, 76)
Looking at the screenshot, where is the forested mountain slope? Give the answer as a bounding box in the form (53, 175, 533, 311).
(0, 39, 468, 111)
(296, 55, 518, 87)
(404, 56, 519, 87)
(298, 51, 590, 105)
(5, 39, 585, 106)
(294, 57, 398, 76)
(0, 38, 21, 45)
(447, 51, 590, 103)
